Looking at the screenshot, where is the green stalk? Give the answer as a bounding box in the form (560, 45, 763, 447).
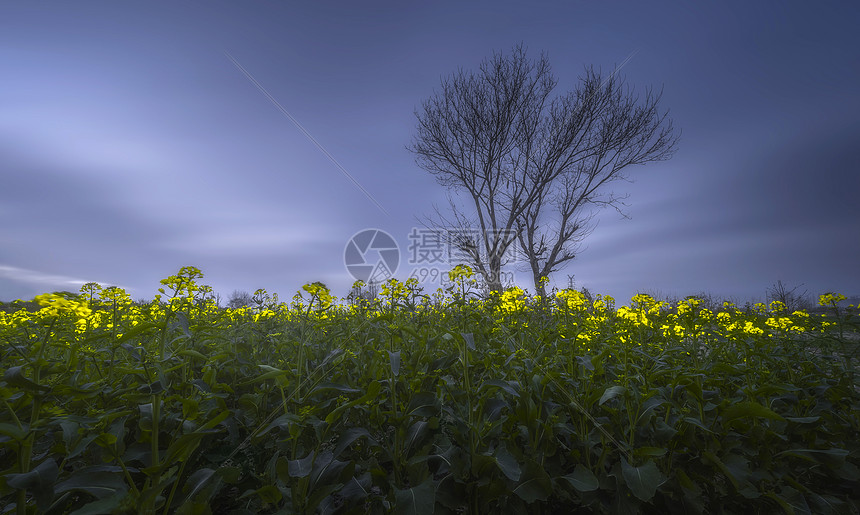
(17, 320, 54, 514)
(144, 390, 162, 512)
(390, 332, 401, 485)
(18, 384, 42, 515)
(162, 455, 190, 514)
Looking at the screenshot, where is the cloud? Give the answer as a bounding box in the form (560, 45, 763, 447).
(157, 224, 336, 255)
(0, 264, 122, 291)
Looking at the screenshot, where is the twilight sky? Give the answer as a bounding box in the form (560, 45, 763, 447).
(1, 1, 858, 305)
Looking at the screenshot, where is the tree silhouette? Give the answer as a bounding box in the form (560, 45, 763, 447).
(410, 45, 678, 296)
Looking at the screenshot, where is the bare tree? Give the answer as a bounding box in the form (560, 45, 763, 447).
(410, 45, 678, 296)
(766, 280, 811, 312)
(227, 289, 253, 309)
(517, 67, 678, 296)
(410, 45, 555, 292)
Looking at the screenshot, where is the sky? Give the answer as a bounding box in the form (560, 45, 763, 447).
(1, 1, 859, 306)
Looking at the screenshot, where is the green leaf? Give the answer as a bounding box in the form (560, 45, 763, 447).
(681, 416, 713, 433)
(177, 349, 207, 361)
(405, 392, 439, 417)
(561, 464, 599, 492)
(480, 379, 520, 398)
(54, 469, 128, 499)
(494, 444, 521, 482)
(620, 458, 665, 502)
(309, 451, 350, 492)
(513, 460, 552, 503)
(162, 430, 219, 468)
(3, 366, 50, 393)
(180, 468, 216, 504)
(7, 459, 58, 511)
(258, 413, 302, 438)
(332, 427, 376, 458)
(137, 380, 164, 394)
(305, 382, 361, 397)
(403, 421, 429, 457)
(115, 322, 158, 344)
(460, 332, 476, 350)
(776, 448, 849, 469)
(633, 446, 668, 458)
(324, 380, 381, 425)
(785, 416, 820, 424)
(139, 403, 153, 431)
(394, 478, 435, 515)
(255, 485, 282, 504)
(389, 350, 401, 377)
(69, 492, 127, 515)
(289, 451, 315, 478)
(721, 401, 785, 424)
(635, 396, 667, 425)
(0, 422, 29, 442)
(243, 364, 289, 384)
(701, 451, 756, 495)
(599, 385, 626, 406)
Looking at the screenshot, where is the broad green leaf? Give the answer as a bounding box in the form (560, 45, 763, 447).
(309, 451, 350, 491)
(0, 422, 29, 442)
(785, 416, 820, 424)
(405, 392, 439, 417)
(702, 451, 752, 493)
(137, 380, 164, 394)
(180, 468, 216, 504)
(675, 469, 701, 495)
(394, 477, 435, 515)
(190, 379, 211, 393)
(633, 446, 668, 458)
(389, 350, 401, 377)
(3, 366, 50, 393)
(54, 469, 128, 499)
(255, 485, 282, 504)
(289, 451, 315, 478)
(325, 474, 372, 511)
(177, 349, 207, 361)
(635, 396, 667, 425)
(681, 416, 713, 433)
(722, 401, 785, 424)
(69, 492, 127, 515)
(599, 385, 626, 406)
(324, 380, 381, 425)
(404, 420, 429, 456)
(6, 459, 58, 511)
(576, 355, 594, 371)
(561, 464, 598, 492)
(243, 364, 289, 384)
(776, 448, 849, 469)
(620, 458, 665, 502)
(259, 413, 302, 437)
(513, 460, 552, 503)
(197, 409, 230, 432)
(115, 321, 158, 344)
(460, 332, 476, 350)
(162, 430, 220, 467)
(138, 403, 153, 431)
(305, 382, 361, 397)
(765, 487, 811, 515)
(480, 379, 520, 398)
(494, 444, 521, 482)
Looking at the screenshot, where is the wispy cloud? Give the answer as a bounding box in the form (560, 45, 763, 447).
(224, 52, 390, 216)
(0, 264, 122, 291)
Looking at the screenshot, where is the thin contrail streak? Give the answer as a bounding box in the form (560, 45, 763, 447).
(602, 48, 639, 89)
(225, 52, 389, 216)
